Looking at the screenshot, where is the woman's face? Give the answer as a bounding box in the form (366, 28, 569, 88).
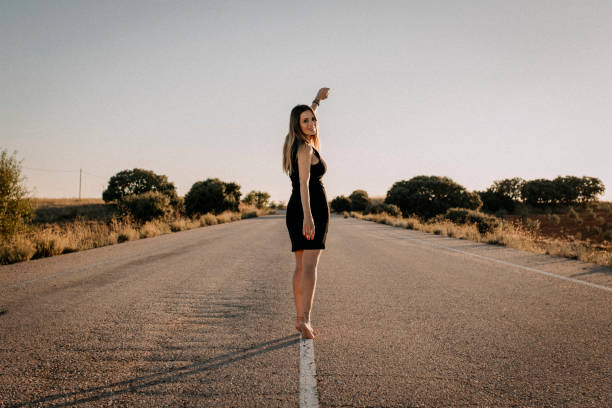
(299, 110, 317, 137)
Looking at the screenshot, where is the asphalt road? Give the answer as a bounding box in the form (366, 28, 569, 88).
(0, 212, 610, 407)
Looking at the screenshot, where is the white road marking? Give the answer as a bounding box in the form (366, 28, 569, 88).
(299, 338, 319, 408)
(368, 229, 612, 293)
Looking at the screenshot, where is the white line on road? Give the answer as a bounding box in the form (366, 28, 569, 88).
(299, 338, 319, 408)
(369, 230, 612, 293)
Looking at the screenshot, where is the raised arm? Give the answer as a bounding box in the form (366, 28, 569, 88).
(297, 143, 315, 240)
(311, 87, 330, 113)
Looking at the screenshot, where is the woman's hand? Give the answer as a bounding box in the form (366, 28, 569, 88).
(303, 216, 315, 240)
(316, 87, 330, 101)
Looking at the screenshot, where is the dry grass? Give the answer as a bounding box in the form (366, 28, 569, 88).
(1, 200, 276, 265)
(349, 211, 611, 267)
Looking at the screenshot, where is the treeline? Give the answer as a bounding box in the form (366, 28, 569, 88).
(331, 175, 606, 220)
(478, 176, 604, 213)
(0, 148, 278, 240)
(102, 168, 277, 222)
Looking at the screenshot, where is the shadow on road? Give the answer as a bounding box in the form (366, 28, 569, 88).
(8, 334, 301, 408)
(570, 265, 612, 277)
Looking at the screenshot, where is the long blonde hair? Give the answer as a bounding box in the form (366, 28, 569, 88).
(282, 104, 320, 175)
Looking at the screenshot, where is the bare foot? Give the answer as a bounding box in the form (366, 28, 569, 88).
(298, 321, 316, 339)
(296, 316, 317, 336)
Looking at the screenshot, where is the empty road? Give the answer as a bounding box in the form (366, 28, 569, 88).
(1, 212, 610, 407)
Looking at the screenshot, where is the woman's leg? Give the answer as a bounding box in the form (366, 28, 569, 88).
(293, 250, 304, 331)
(299, 249, 322, 338)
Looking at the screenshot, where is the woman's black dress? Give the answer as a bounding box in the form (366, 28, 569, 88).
(286, 143, 329, 252)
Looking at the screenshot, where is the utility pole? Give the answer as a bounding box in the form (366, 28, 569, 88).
(79, 168, 82, 200)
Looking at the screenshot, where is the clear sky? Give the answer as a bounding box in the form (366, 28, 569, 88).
(2, 0, 611, 203)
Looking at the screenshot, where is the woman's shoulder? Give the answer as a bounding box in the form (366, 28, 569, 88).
(294, 142, 314, 155)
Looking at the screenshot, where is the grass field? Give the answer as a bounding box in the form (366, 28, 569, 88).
(361, 197, 611, 267)
(1, 198, 274, 265)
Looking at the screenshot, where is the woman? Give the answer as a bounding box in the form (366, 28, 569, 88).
(282, 87, 331, 339)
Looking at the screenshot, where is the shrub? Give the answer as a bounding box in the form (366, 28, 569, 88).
(331, 195, 352, 213)
(526, 218, 541, 231)
(438, 207, 500, 234)
(184, 178, 241, 216)
(364, 202, 401, 217)
(140, 220, 170, 238)
(118, 191, 174, 222)
(552, 214, 561, 225)
(0, 149, 34, 238)
(0, 236, 36, 264)
(117, 226, 139, 242)
(385, 176, 482, 220)
(515, 203, 530, 219)
(199, 213, 218, 226)
(103, 168, 178, 203)
(33, 231, 67, 258)
(349, 190, 370, 212)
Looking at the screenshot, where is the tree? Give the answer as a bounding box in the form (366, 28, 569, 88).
(102, 168, 177, 203)
(385, 175, 481, 219)
(0, 149, 34, 238)
(330, 195, 352, 213)
(184, 178, 241, 216)
(521, 179, 557, 207)
(478, 177, 525, 213)
(349, 190, 370, 212)
(491, 178, 525, 201)
(242, 190, 271, 209)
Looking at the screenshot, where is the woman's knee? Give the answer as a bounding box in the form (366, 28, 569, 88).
(302, 251, 320, 271)
(294, 250, 304, 272)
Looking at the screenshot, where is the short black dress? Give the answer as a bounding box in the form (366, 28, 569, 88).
(286, 143, 330, 252)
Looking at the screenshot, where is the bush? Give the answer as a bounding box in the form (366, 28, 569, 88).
(437, 207, 500, 234)
(330, 195, 352, 213)
(364, 202, 401, 217)
(0, 150, 34, 238)
(184, 178, 241, 216)
(349, 190, 370, 212)
(241, 211, 258, 219)
(385, 175, 482, 220)
(0, 236, 36, 264)
(103, 168, 178, 203)
(118, 191, 174, 222)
